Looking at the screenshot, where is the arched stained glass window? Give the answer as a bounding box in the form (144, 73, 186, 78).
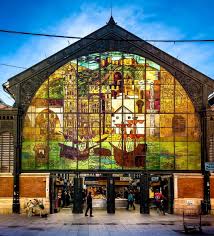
(22, 52, 201, 171)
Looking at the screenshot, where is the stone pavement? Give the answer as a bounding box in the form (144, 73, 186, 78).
(0, 208, 214, 235)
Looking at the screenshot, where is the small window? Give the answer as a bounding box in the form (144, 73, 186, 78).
(0, 132, 14, 173)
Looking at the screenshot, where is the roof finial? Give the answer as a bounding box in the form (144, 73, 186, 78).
(110, 0, 112, 17)
(107, 0, 117, 25)
(107, 16, 117, 25)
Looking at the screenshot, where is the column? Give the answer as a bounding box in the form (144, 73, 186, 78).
(49, 175, 56, 214)
(13, 107, 22, 213)
(140, 173, 150, 214)
(167, 176, 174, 214)
(72, 177, 83, 213)
(201, 111, 211, 214)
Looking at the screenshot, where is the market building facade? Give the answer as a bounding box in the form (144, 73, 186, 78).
(0, 17, 214, 215)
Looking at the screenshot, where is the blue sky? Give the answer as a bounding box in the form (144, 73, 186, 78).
(1, 0, 214, 105)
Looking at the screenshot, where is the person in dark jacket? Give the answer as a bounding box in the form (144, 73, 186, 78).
(127, 191, 135, 210)
(85, 192, 93, 217)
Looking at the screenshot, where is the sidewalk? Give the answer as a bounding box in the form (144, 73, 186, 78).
(0, 208, 214, 235)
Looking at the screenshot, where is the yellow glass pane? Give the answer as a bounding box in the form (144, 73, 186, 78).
(160, 128, 173, 141)
(160, 114, 174, 127)
(188, 128, 200, 141)
(161, 85, 174, 99)
(160, 70, 174, 84)
(160, 99, 174, 113)
(175, 98, 187, 113)
(187, 114, 200, 127)
(187, 98, 195, 113)
(160, 142, 174, 153)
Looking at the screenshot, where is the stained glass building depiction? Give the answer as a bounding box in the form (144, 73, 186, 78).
(0, 17, 214, 215)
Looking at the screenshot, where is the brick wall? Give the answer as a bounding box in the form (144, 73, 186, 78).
(19, 174, 50, 214)
(0, 174, 13, 214)
(20, 176, 46, 198)
(178, 178, 203, 198)
(210, 175, 214, 213)
(174, 174, 203, 214)
(0, 176, 13, 197)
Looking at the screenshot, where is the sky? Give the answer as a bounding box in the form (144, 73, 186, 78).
(0, 0, 214, 105)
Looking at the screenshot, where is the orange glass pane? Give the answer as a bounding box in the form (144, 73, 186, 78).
(160, 70, 174, 84)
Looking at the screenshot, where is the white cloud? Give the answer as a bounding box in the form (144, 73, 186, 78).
(1, 4, 214, 105)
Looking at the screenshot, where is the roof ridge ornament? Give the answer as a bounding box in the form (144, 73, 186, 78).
(107, 16, 117, 26)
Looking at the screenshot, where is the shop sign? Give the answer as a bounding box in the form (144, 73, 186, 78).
(120, 177, 131, 181)
(112, 174, 123, 177)
(205, 162, 214, 171)
(84, 181, 98, 185)
(151, 176, 160, 182)
(186, 200, 194, 206)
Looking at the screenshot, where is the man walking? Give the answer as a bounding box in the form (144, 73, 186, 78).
(85, 192, 93, 217)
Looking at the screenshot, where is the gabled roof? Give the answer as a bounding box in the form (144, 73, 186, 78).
(3, 17, 214, 111)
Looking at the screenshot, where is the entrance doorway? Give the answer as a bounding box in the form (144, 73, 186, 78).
(49, 173, 174, 215)
(149, 174, 174, 214)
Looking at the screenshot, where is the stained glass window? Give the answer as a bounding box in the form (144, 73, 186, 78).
(22, 52, 201, 171)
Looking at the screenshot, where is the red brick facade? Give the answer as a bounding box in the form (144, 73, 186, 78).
(0, 177, 13, 197)
(20, 177, 46, 198)
(178, 177, 204, 198)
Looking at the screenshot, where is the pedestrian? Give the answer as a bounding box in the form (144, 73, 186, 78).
(127, 191, 135, 210)
(85, 192, 94, 217)
(154, 189, 166, 214)
(65, 191, 70, 206)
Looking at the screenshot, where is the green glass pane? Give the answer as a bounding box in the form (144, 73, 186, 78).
(175, 156, 188, 170)
(160, 155, 174, 170)
(146, 153, 160, 170)
(188, 155, 201, 170)
(49, 78, 64, 99)
(188, 142, 201, 156)
(22, 141, 36, 170)
(34, 80, 48, 99)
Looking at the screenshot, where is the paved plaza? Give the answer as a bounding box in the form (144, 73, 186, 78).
(0, 208, 214, 235)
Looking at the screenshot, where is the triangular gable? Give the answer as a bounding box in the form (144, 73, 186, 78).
(3, 17, 214, 111)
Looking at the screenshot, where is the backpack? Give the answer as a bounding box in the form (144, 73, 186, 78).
(155, 193, 162, 201)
